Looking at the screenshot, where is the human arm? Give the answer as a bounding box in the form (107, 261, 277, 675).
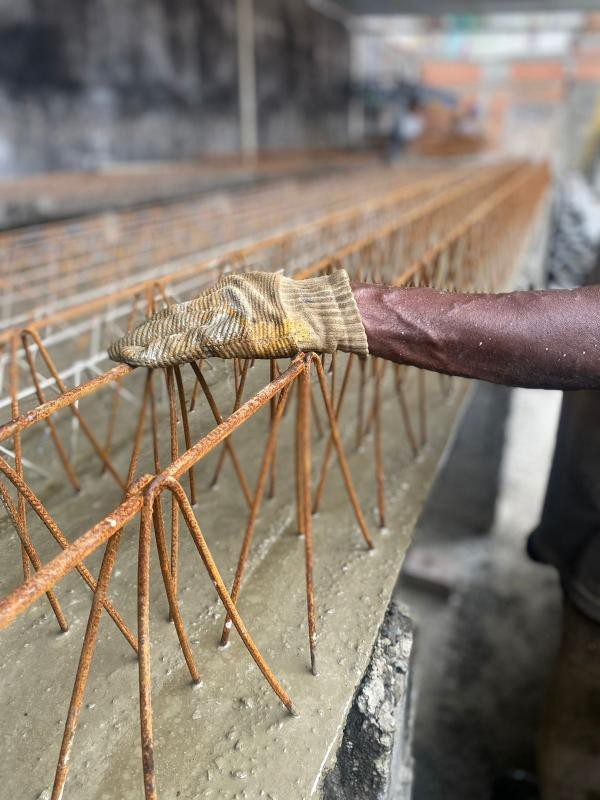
(107, 269, 600, 391)
(352, 282, 600, 390)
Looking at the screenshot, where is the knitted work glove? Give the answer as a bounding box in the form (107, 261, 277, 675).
(108, 270, 368, 368)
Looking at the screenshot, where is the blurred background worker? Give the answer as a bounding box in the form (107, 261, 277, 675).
(389, 92, 426, 160)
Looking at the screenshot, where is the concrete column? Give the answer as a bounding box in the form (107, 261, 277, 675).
(347, 26, 366, 146)
(236, 0, 258, 160)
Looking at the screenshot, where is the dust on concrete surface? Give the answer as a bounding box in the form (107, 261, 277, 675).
(0, 355, 469, 800)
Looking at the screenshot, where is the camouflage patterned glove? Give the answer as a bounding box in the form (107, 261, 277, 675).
(108, 270, 368, 368)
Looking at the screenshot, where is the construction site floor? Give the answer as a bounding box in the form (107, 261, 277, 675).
(399, 383, 563, 799)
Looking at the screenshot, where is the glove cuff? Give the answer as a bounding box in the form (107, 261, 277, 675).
(279, 270, 369, 357)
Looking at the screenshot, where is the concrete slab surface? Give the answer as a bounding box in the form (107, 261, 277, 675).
(0, 357, 469, 800)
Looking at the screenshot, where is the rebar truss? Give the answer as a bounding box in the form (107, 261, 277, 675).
(0, 160, 549, 799)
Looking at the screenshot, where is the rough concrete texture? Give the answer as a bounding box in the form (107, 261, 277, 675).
(0, 354, 468, 800)
(322, 602, 415, 800)
(0, 0, 350, 175)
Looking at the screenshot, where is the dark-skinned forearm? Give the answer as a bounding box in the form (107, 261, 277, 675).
(351, 283, 600, 390)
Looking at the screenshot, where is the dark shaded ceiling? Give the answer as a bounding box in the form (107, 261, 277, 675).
(333, 0, 598, 13)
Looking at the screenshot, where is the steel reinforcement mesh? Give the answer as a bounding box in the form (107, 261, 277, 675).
(0, 160, 549, 799)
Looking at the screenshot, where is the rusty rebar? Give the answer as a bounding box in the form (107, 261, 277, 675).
(189, 361, 253, 508)
(9, 334, 29, 580)
(312, 353, 355, 514)
(219, 379, 293, 647)
(51, 531, 123, 800)
(0, 164, 551, 800)
(0, 481, 68, 632)
(300, 357, 317, 675)
(0, 454, 137, 649)
(174, 365, 196, 504)
(0, 357, 305, 629)
(210, 358, 250, 489)
(21, 335, 81, 490)
(152, 495, 200, 682)
(314, 357, 374, 550)
(373, 359, 385, 529)
(164, 366, 180, 619)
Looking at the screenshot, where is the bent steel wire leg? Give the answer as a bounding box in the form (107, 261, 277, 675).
(10, 334, 30, 580)
(219, 380, 293, 647)
(329, 350, 337, 402)
(310, 389, 324, 439)
(165, 367, 180, 620)
(301, 357, 317, 675)
(0, 455, 137, 651)
(102, 294, 141, 474)
(138, 498, 157, 800)
(394, 365, 418, 458)
(22, 329, 127, 490)
(210, 359, 250, 489)
(102, 378, 122, 474)
(149, 369, 161, 473)
(314, 357, 374, 549)
(356, 356, 367, 450)
(21, 337, 81, 491)
(418, 368, 427, 448)
(295, 376, 306, 537)
(125, 369, 153, 491)
(0, 481, 68, 631)
(312, 354, 354, 515)
(373, 359, 385, 529)
(189, 361, 253, 508)
(174, 365, 196, 504)
(188, 360, 202, 411)
(166, 478, 297, 714)
(51, 531, 123, 800)
(268, 358, 280, 500)
(152, 496, 200, 683)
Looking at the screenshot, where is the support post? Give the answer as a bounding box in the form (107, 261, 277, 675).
(236, 0, 258, 161)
